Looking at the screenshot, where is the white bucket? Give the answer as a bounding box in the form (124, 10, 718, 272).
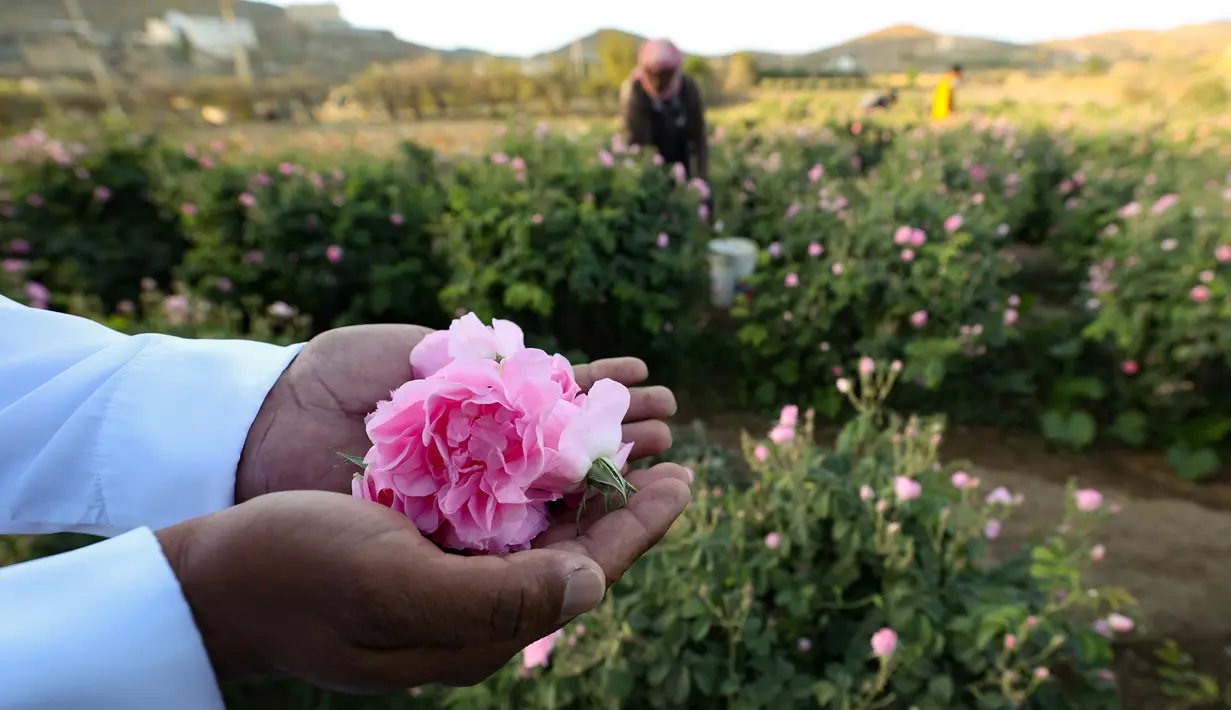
(708, 237, 760, 308)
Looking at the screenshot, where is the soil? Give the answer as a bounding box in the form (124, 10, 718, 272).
(684, 410, 1231, 710)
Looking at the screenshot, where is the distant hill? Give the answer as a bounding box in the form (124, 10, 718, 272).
(1, 2, 1227, 81)
(0, 0, 439, 80)
(1041, 21, 1231, 61)
(797, 25, 1075, 74)
(531, 29, 649, 64)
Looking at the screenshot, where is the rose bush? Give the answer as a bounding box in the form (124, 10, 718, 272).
(3, 117, 1230, 476)
(257, 359, 1133, 710)
(435, 125, 712, 366)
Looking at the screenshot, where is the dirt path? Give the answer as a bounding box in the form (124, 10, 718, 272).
(682, 412, 1231, 708)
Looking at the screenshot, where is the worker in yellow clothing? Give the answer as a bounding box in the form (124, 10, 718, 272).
(931, 64, 963, 121)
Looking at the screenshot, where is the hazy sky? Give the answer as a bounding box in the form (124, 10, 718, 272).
(269, 0, 1229, 56)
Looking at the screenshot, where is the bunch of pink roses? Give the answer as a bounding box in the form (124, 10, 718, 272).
(347, 313, 635, 554)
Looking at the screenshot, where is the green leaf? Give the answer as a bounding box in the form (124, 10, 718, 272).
(811, 680, 838, 706)
(736, 323, 770, 348)
(602, 667, 635, 699)
(1048, 337, 1083, 360)
(1108, 410, 1149, 446)
(332, 449, 367, 469)
(1040, 409, 1096, 449)
(926, 675, 954, 705)
(1056, 376, 1106, 401)
(1165, 445, 1221, 481)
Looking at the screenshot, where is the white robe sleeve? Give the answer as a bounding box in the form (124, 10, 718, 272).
(0, 295, 305, 707)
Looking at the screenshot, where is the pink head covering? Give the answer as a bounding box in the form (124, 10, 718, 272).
(632, 39, 684, 101)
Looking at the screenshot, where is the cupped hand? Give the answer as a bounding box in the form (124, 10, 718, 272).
(157, 464, 690, 691)
(236, 324, 678, 503)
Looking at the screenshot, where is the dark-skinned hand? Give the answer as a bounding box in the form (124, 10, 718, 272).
(236, 324, 678, 503)
(156, 463, 691, 692)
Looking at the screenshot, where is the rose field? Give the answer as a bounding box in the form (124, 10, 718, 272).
(2, 108, 1231, 708)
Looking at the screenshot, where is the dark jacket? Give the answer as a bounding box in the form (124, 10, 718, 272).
(620, 75, 706, 175)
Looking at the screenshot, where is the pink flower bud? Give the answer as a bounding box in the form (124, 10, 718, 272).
(871, 628, 898, 658)
(1074, 488, 1103, 512)
(894, 476, 922, 501)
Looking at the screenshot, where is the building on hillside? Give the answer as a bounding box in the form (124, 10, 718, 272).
(832, 56, 859, 73)
(144, 11, 258, 66)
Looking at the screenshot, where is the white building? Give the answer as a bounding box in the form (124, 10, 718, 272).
(833, 55, 858, 73)
(144, 11, 258, 61)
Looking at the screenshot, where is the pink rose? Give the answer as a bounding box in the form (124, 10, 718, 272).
(753, 444, 769, 462)
(871, 628, 897, 658)
(950, 471, 976, 490)
(1074, 488, 1103, 512)
(1106, 613, 1133, 634)
(539, 378, 633, 492)
(326, 244, 344, 264)
(784, 272, 799, 288)
(23, 281, 50, 307)
(986, 486, 1014, 505)
(410, 313, 528, 379)
(1215, 245, 1231, 263)
(910, 310, 928, 328)
(1151, 194, 1179, 215)
(779, 405, 799, 427)
(162, 294, 192, 325)
(765, 532, 782, 549)
(360, 358, 555, 553)
(522, 630, 563, 669)
(944, 214, 963, 233)
(769, 425, 795, 445)
(1190, 285, 1210, 302)
(894, 476, 922, 501)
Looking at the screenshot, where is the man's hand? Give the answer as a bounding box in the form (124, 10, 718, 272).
(157, 467, 690, 691)
(236, 325, 678, 503)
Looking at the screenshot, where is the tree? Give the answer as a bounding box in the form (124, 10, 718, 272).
(684, 55, 718, 99)
(724, 51, 759, 95)
(905, 64, 920, 87)
(596, 31, 639, 92)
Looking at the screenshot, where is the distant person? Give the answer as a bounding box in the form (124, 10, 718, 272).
(859, 88, 899, 115)
(620, 39, 712, 197)
(931, 64, 963, 121)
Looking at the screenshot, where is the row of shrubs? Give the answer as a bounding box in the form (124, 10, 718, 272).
(230, 391, 1140, 709)
(1, 118, 1229, 477)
